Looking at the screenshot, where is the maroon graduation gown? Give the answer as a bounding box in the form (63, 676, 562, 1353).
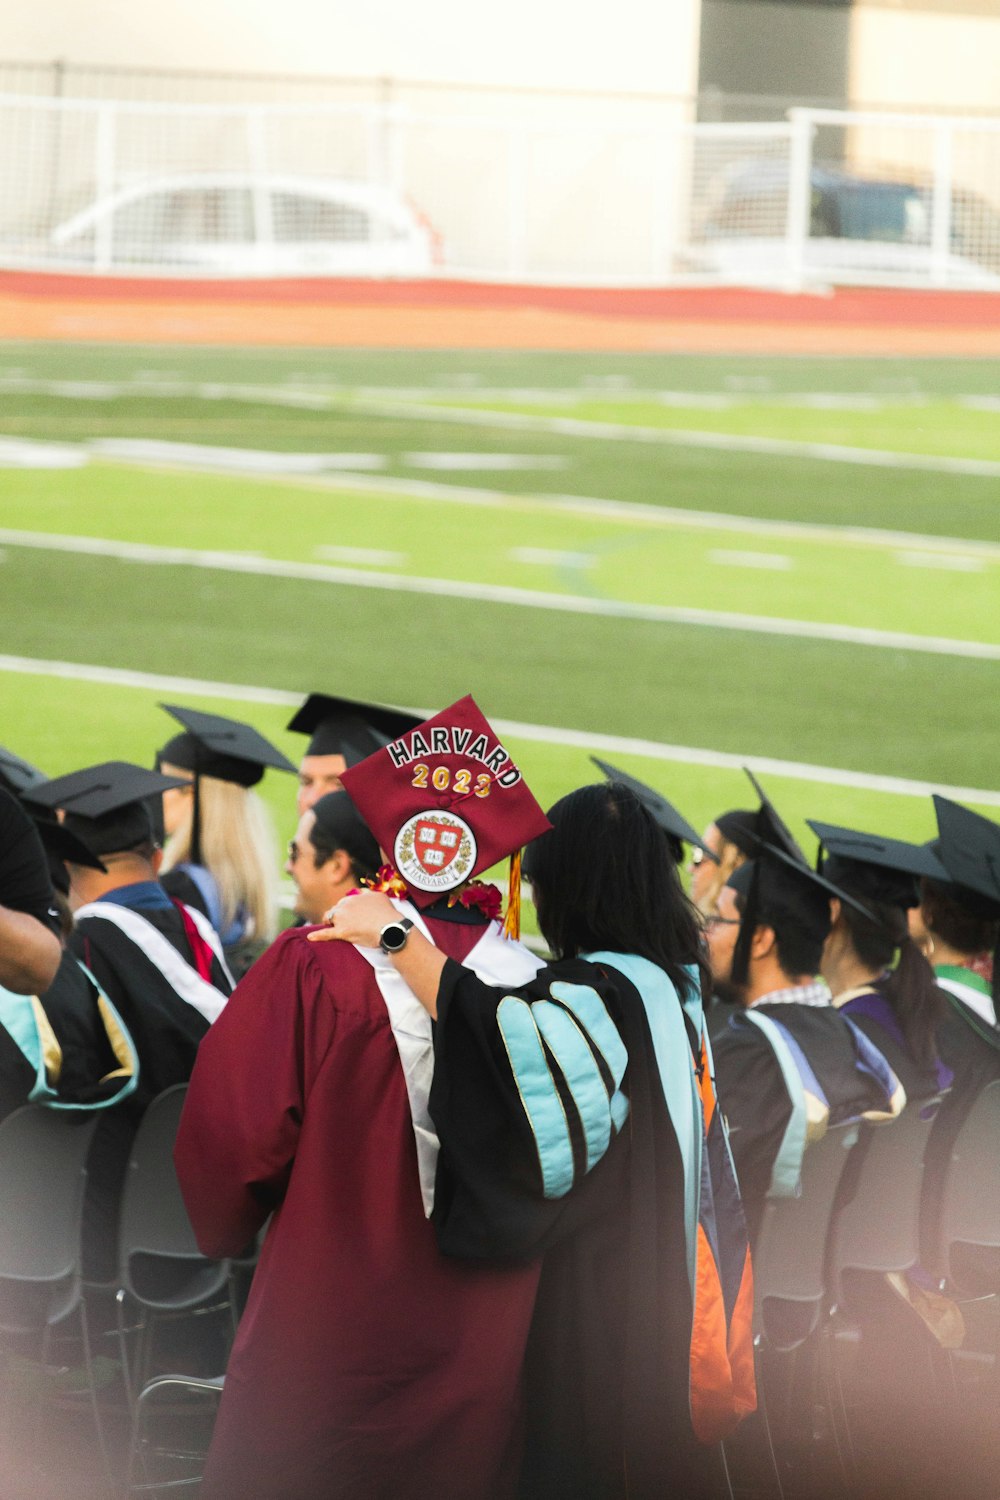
(175, 921, 541, 1500)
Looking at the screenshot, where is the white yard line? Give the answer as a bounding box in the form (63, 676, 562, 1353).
(2, 527, 997, 660)
(353, 397, 1000, 479)
(3, 652, 998, 808)
(3, 432, 999, 562)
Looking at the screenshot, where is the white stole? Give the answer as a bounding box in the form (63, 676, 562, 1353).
(74, 900, 233, 1024)
(353, 898, 544, 1216)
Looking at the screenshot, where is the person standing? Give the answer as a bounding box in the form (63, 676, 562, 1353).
(176, 697, 552, 1500)
(314, 768, 756, 1498)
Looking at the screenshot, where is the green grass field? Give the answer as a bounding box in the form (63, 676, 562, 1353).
(1, 340, 998, 882)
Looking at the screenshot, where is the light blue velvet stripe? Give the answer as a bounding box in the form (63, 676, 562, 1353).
(549, 981, 628, 1088)
(586, 950, 703, 1295)
(740, 1010, 812, 1198)
(497, 995, 575, 1199)
(533, 1001, 612, 1174)
(548, 980, 630, 1136)
(0, 983, 48, 1100)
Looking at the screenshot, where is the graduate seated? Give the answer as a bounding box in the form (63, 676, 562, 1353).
(708, 836, 904, 1245)
(25, 762, 235, 1278)
(155, 705, 296, 975)
(286, 691, 422, 815)
(812, 819, 953, 1101)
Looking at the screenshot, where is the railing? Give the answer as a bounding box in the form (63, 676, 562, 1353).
(0, 94, 997, 289)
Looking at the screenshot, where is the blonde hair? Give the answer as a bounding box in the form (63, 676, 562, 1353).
(696, 839, 748, 919)
(161, 775, 279, 942)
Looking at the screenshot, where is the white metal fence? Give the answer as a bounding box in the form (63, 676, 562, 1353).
(1, 94, 998, 289)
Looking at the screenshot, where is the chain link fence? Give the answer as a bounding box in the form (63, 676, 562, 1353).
(0, 88, 997, 288)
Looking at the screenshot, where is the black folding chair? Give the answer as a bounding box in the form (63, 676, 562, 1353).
(115, 1085, 232, 1492)
(825, 1101, 941, 1488)
(743, 1124, 860, 1500)
(0, 1107, 109, 1476)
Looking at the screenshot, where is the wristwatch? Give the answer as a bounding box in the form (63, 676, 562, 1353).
(379, 917, 414, 954)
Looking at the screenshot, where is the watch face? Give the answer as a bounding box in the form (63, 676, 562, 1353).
(381, 921, 409, 952)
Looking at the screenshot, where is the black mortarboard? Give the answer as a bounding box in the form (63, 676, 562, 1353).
(286, 693, 424, 765)
(25, 762, 188, 857)
(156, 705, 296, 788)
(714, 809, 759, 858)
(727, 840, 876, 987)
(590, 757, 718, 865)
(0, 746, 47, 798)
(34, 816, 107, 893)
(744, 769, 808, 864)
(309, 790, 380, 875)
(808, 819, 950, 911)
(932, 797, 1000, 916)
(933, 797, 1000, 1007)
(156, 704, 296, 866)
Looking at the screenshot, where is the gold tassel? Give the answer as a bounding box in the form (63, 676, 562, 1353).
(502, 848, 523, 941)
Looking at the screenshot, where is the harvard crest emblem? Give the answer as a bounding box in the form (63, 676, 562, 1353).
(394, 809, 478, 893)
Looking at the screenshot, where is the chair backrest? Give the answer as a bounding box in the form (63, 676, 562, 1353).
(0, 1107, 99, 1330)
(938, 1078, 1000, 1295)
(753, 1123, 858, 1352)
(118, 1084, 229, 1310)
(0, 1107, 98, 1285)
(829, 1101, 938, 1302)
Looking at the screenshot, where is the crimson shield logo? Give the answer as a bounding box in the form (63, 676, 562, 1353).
(395, 809, 477, 893)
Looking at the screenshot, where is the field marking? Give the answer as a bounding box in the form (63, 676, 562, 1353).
(3, 652, 998, 808)
(0, 437, 87, 469)
(92, 439, 387, 474)
(3, 431, 1000, 562)
(510, 548, 595, 569)
(895, 551, 986, 573)
(353, 396, 1000, 479)
(1, 526, 997, 661)
(401, 452, 568, 471)
(314, 546, 408, 567)
(708, 550, 793, 571)
(4, 372, 1000, 474)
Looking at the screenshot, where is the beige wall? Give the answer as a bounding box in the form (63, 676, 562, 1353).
(850, 3, 1000, 112)
(0, 0, 702, 98)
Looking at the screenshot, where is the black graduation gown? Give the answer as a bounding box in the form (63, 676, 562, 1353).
(712, 1002, 901, 1244)
(69, 905, 230, 1106)
(68, 902, 232, 1277)
(430, 955, 732, 1500)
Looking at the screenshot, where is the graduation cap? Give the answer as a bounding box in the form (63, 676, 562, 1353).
(589, 758, 718, 865)
(744, 768, 808, 864)
(25, 762, 189, 858)
(0, 745, 47, 799)
(340, 694, 551, 934)
(34, 816, 107, 894)
(808, 819, 950, 911)
(931, 797, 1000, 1007)
(932, 797, 1000, 916)
(286, 693, 424, 766)
(156, 704, 296, 865)
(308, 790, 380, 876)
(727, 840, 876, 988)
(157, 705, 296, 788)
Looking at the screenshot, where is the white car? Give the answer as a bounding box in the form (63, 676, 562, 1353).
(49, 173, 440, 277)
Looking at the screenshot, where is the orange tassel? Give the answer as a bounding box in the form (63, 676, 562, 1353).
(502, 848, 523, 940)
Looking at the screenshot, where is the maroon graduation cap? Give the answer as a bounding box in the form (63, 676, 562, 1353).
(340, 694, 550, 934)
